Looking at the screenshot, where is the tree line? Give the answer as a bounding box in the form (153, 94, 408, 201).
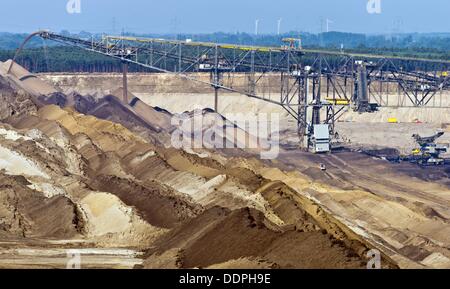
(0, 31, 448, 73)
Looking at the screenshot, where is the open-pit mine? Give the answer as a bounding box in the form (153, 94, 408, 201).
(0, 31, 449, 269)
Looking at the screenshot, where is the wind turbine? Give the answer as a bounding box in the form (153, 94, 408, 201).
(277, 18, 282, 35)
(255, 19, 260, 36)
(326, 19, 334, 33)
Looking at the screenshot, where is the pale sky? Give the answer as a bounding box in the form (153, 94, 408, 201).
(1, 0, 449, 34)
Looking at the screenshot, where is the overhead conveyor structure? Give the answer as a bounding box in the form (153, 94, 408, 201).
(8, 30, 450, 152)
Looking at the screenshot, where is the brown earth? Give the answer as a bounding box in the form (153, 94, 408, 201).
(143, 207, 365, 269)
(0, 60, 397, 269)
(0, 174, 80, 239)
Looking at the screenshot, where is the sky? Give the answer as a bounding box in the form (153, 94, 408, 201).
(1, 0, 449, 35)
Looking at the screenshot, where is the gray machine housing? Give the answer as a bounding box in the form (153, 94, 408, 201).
(311, 124, 330, 153)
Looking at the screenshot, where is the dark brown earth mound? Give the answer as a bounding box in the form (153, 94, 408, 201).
(0, 174, 80, 239)
(0, 77, 37, 120)
(89, 175, 202, 228)
(225, 167, 265, 191)
(0, 63, 386, 268)
(258, 181, 320, 229)
(143, 206, 365, 269)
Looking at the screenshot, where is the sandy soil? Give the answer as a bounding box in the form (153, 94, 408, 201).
(2, 63, 449, 269)
(248, 150, 450, 268)
(0, 63, 381, 269)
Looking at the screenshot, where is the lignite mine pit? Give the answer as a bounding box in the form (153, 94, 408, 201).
(0, 60, 450, 268)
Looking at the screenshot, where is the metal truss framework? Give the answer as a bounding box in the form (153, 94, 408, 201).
(9, 31, 450, 142)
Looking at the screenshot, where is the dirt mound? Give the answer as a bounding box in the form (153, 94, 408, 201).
(38, 105, 146, 153)
(225, 167, 265, 191)
(93, 96, 161, 127)
(78, 191, 165, 247)
(24, 101, 376, 268)
(161, 147, 224, 178)
(0, 76, 37, 120)
(2, 60, 57, 97)
(0, 174, 80, 239)
(25, 85, 175, 146)
(144, 206, 365, 269)
(173, 108, 264, 153)
(89, 175, 202, 229)
(113, 88, 173, 130)
(0, 104, 169, 249)
(257, 181, 320, 229)
(0, 65, 398, 268)
(206, 258, 278, 269)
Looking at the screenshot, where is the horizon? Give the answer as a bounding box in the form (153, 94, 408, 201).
(1, 0, 449, 35)
(3, 30, 450, 37)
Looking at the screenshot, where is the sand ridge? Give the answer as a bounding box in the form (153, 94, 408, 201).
(0, 61, 403, 268)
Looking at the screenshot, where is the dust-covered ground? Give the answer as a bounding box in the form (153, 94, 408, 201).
(0, 60, 391, 269)
(1, 62, 449, 268)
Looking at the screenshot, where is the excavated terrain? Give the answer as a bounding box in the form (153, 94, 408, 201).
(2, 61, 450, 269)
(0, 60, 392, 269)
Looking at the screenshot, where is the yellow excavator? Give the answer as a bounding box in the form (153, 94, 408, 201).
(409, 132, 448, 165)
